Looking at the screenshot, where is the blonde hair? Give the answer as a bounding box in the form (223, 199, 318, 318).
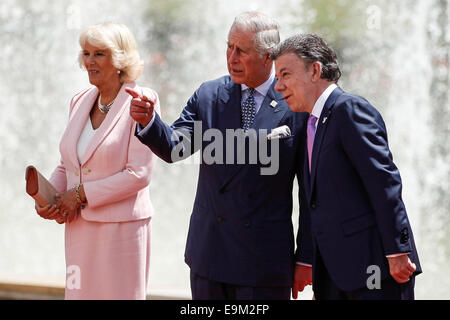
(78, 22, 144, 83)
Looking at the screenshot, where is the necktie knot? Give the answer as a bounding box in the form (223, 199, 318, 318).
(308, 115, 318, 128)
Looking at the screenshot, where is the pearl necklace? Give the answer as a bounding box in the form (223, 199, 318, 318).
(97, 94, 115, 113)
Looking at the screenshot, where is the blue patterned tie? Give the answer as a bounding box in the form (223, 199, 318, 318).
(242, 88, 256, 131)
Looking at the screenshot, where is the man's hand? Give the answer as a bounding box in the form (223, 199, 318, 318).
(292, 264, 313, 299)
(387, 254, 416, 283)
(126, 88, 156, 127)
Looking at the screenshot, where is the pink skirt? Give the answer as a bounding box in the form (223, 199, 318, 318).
(64, 216, 151, 300)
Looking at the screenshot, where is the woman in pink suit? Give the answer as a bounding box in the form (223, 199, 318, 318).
(35, 22, 160, 299)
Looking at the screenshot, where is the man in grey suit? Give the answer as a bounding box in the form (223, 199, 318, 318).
(128, 12, 313, 300)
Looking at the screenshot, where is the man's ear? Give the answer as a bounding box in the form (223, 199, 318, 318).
(264, 52, 273, 67)
(310, 61, 322, 82)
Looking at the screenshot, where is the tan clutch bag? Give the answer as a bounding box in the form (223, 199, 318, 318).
(25, 165, 58, 207)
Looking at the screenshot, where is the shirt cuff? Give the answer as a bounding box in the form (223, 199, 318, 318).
(136, 111, 156, 133)
(386, 252, 411, 258)
(296, 262, 312, 267)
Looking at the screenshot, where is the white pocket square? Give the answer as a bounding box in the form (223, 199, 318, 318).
(267, 125, 292, 140)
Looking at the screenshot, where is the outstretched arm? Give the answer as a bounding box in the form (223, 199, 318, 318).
(128, 87, 202, 163)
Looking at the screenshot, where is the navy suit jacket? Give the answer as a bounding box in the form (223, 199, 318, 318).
(305, 87, 422, 291)
(136, 75, 313, 287)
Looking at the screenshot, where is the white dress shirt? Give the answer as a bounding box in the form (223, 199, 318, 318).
(241, 72, 275, 114)
(310, 83, 338, 129)
(77, 117, 97, 163)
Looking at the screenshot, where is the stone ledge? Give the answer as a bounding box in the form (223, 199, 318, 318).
(0, 282, 64, 300)
(0, 282, 190, 300)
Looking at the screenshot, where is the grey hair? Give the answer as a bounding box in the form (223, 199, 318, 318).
(270, 34, 342, 82)
(230, 11, 280, 55)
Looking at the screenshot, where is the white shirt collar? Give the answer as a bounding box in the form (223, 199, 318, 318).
(311, 83, 338, 120)
(241, 71, 275, 97)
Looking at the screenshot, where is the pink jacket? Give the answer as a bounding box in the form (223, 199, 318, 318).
(49, 82, 159, 222)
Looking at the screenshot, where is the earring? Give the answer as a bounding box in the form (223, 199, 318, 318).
(117, 70, 121, 74)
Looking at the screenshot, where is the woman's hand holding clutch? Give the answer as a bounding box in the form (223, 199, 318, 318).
(55, 188, 80, 223)
(35, 204, 66, 224)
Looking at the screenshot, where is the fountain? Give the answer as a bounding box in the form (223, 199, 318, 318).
(0, 0, 448, 299)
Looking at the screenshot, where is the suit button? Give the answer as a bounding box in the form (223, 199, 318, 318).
(248, 193, 254, 199)
(400, 228, 409, 244)
(244, 222, 251, 228)
(217, 216, 223, 223)
(311, 203, 316, 210)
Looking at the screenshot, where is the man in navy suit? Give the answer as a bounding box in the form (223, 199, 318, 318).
(127, 12, 313, 300)
(271, 34, 422, 299)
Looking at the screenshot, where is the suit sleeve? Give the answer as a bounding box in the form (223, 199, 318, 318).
(135, 88, 202, 163)
(49, 160, 67, 193)
(337, 98, 412, 255)
(295, 175, 314, 265)
(294, 115, 313, 265)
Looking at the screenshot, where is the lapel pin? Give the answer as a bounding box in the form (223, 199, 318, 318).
(270, 100, 278, 108)
(322, 117, 328, 124)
